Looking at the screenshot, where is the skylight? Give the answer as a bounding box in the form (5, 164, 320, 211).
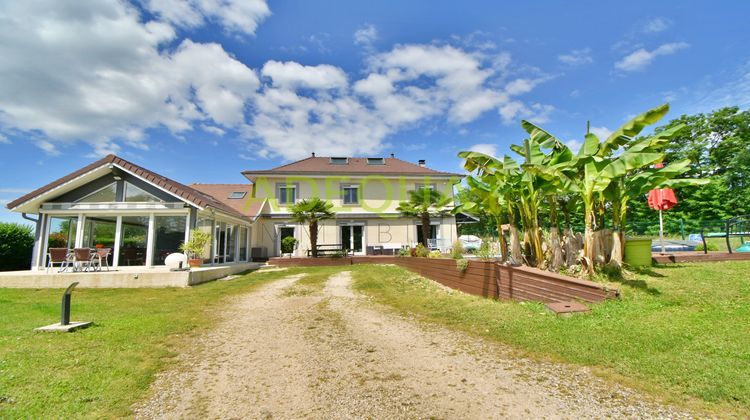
(330, 157, 348, 165)
(228, 191, 247, 199)
(367, 157, 385, 165)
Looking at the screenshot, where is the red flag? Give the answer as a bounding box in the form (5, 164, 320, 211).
(648, 188, 678, 211)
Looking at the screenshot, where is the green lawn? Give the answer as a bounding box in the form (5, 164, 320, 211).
(2, 262, 748, 417)
(0, 267, 309, 418)
(350, 261, 750, 417)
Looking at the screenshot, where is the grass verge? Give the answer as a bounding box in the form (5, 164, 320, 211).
(349, 261, 750, 417)
(0, 267, 305, 418)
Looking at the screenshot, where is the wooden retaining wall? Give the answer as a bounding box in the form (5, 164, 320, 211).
(269, 256, 618, 303)
(652, 252, 750, 264)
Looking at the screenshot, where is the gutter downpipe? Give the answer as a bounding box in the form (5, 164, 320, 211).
(22, 213, 38, 223)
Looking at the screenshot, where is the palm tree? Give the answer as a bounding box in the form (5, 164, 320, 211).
(290, 198, 335, 258)
(397, 187, 453, 248)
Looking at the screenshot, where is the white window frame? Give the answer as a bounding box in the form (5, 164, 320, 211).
(341, 183, 360, 205)
(277, 184, 297, 205)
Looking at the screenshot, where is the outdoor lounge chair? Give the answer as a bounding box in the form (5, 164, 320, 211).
(94, 247, 112, 271)
(73, 248, 96, 272)
(47, 248, 71, 273)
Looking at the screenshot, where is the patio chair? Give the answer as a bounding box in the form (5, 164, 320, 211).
(73, 248, 96, 272)
(94, 247, 112, 271)
(47, 248, 71, 273)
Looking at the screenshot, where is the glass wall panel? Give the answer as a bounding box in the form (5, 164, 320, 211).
(196, 216, 214, 263)
(226, 224, 236, 263)
(119, 216, 149, 266)
(215, 222, 226, 263)
(48, 216, 78, 249)
(124, 182, 161, 202)
(239, 227, 248, 261)
(153, 215, 186, 265)
(77, 183, 116, 202)
(82, 216, 117, 267)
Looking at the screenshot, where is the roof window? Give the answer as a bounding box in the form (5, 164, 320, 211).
(367, 157, 385, 165)
(330, 157, 349, 165)
(228, 191, 247, 199)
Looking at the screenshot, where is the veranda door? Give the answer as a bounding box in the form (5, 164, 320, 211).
(341, 225, 364, 255)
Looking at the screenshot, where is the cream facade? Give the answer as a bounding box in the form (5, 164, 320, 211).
(245, 168, 461, 257)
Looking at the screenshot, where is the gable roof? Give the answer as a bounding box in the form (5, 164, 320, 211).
(6, 154, 253, 220)
(242, 156, 463, 177)
(189, 184, 264, 219)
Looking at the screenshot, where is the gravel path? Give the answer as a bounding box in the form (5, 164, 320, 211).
(133, 271, 694, 419)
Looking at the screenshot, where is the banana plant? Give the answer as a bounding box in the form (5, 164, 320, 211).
(458, 151, 523, 263)
(454, 175, 510, 262)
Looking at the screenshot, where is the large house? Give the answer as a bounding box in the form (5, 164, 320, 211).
(6, 154, 463, 271)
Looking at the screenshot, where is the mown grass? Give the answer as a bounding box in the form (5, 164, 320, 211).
(0, 267, 306, 418)
(349, 261, 750, 416)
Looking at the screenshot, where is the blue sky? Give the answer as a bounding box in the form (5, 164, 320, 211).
(1, 0, 749, 224)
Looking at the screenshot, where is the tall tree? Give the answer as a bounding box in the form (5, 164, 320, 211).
(290, 198, 335, 258)
(397, 187, 453, 247)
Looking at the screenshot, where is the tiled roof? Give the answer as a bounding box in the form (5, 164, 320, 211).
(189, 184, 264, 219)
(6, 154, 253, 220)
(242, 156, 462, 176)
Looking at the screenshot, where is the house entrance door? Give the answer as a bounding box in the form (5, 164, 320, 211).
(341, 225, 364, 254)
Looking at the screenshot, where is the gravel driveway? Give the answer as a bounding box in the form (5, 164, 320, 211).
(134, 271, 693, 419)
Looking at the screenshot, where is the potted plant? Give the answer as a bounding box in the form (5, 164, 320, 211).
(281, 236, 297, 258)
(180, 231, 211, 268)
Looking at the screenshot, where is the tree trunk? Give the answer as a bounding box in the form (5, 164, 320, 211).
(495, 217, 509, 263)
(420, 212, 431, 247)
(548, 196, 564, 271)
(583, 205, 596, 274)
(509, 226, 522, 264)
(310, 219, 318, 258)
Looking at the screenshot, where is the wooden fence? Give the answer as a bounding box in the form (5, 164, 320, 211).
(268, 256, 618, 303)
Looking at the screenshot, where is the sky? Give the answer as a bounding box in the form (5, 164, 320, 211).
(1, 0, 749, 224)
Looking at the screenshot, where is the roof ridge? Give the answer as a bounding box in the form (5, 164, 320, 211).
(266, 155, 318, 171)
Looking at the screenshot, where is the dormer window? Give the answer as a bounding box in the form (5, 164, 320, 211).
(366, 157, 385, 165)
(228, 191, 247, 199)
(330, 157, 348, 165)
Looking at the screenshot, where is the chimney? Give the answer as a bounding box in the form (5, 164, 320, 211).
(390, 153, 395, 158)
(311, 152, 316, 157)
(418, 159, 426, 167)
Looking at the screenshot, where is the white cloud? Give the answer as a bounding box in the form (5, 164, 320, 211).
(565, 139, 582, 154)
(468, 143, 498, 157)
(558, 48, 593, 66)
(590, 126, 613, 140)
(0, 3, 551, 161)
(614, 42, 689, 72)
(261, 61, 348, 90)
(0, 133, 9, 144)
(642, 18, 672, 33)
(201, 124, 226, 136)
(144, 0, 271, 36)
(0, 1, 259, 155)
(354, 24, 377, 47)
(499, 101, 554, 125)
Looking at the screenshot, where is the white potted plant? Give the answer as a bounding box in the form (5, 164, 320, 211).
(180, 231, 211, 268)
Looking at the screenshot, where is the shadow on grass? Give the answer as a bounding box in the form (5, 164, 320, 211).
(602, 265, 663, 296)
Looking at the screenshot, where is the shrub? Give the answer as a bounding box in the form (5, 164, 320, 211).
(428, 250, 442, 258)
(397, 248, 410, 257)
(695, 241, 719, 252)
(0, 222, 34, 271)
(179, 231, 211, 259)
(455, 258, 469, 272)
(414, 243, 429, 257)
(450, 240, 464, 259)
(281, 236, 297, 254)
(475, 240, 494, 261)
